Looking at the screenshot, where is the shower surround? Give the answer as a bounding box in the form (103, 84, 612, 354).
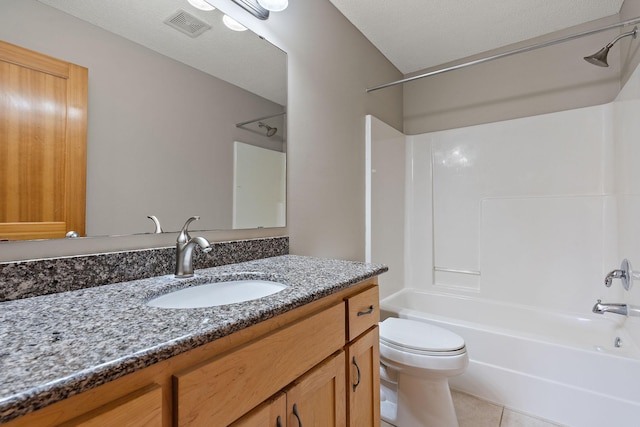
(368, 63, 640, 425)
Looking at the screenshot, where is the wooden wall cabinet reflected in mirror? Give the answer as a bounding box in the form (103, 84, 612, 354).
(0, 40, 88, 241)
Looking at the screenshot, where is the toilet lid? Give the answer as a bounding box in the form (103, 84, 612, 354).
(380, 318, 465, 354)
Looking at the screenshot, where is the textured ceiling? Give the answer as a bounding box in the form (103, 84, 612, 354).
(329, 0, 626, 74)
(37, 0, 287, 105)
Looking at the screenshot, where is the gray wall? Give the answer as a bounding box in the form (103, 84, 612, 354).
(621, 0, 640, 85)
(252, 2, 405, 260)
(5, 0, 640, 262)
(0, 0, 403, 262)
(403, 12, 632, 134)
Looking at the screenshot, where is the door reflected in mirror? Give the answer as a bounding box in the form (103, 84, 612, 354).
(0, 0, 287, 241)
(0, 41, 88, 241)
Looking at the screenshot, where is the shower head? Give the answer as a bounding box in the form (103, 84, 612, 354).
(258, 122, 277, 137)
(584, 46, 611, 67)
(584, 26, 638, 67)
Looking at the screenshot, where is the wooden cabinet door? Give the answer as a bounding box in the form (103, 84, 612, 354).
(346, 327, 380, 427)
(0, 40, 87, 240)
(231, 393, 286, 427)
(174, 303, 345, 426)
(286, 351, 346, 427)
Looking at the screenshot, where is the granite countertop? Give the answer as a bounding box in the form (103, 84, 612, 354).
(0, 255, 387, 423)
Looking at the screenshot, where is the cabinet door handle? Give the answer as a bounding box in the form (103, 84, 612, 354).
(293, 403, 303, 427)
(276, 415, 283, 427)
(357, 305, 374, 316)
(352, 356, 361, 392)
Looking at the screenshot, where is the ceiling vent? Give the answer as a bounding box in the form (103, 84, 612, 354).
(165, 9, 211, 38)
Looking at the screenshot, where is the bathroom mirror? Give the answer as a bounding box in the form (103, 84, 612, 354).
(0, 0, 287, 240)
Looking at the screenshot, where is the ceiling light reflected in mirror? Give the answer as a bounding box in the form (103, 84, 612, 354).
(257, 0, 288, 12)
(223, 14, 248, 31)
(187, 0, 215, 12)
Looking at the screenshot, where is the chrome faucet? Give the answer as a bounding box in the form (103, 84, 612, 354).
(592, 300, 628, 316)
(604, 269, 626, 287)
(175, 216, 212, 278)
(592, 299, 640, 317)
(147, 215, 163, 233)
(604, 259, 633, 290)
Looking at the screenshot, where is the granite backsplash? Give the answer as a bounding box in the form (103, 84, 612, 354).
(0, 237, 288, 302)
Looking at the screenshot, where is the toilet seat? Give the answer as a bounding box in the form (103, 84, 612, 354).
(380, 318, 466, 356)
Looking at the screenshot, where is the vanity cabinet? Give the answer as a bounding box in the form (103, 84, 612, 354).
(345, 285, 381, 427)
(173, 302, 346, 425)
(59, 384, 163, 427)
(231, 352, 346, 427)
(4, 279, 380, 427)
(284, 351, 346, 426)
(347, 329, 380, 427)
(230, 393, 286, 427)
(5, 380, 165, 427)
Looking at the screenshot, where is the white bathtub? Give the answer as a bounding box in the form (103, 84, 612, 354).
(380, 289, 640, 427)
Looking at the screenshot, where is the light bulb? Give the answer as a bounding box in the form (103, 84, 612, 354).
(223, 15, 247, 31)
(257, 0, 288, 12)
(187, 0, 215, 11)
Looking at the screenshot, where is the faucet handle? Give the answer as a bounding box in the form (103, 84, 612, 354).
(604, 269, 625, 287)
(147, 215, 163, 234)
(178, 216, 200, 242)
(604, 259, 633, 290)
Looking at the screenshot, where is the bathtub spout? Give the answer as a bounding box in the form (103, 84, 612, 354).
(592, 300, 628, 316)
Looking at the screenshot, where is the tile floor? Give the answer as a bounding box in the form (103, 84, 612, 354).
(381, 390, 565, 427)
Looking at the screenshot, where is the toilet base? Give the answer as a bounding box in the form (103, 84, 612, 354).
(381, 382, 399, 426)
(381, 370, 459, 427)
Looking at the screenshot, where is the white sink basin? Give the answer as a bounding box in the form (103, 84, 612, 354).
(147, 279, 287, 309)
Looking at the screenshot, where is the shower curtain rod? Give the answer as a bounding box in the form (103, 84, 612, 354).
(235, 111, 286, 128)
(367, 16, 640, 93)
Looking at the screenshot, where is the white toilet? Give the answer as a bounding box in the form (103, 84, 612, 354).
(379, 317, 468, 427)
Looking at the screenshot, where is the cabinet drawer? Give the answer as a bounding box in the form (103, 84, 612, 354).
(174, 302, 346, 426)
(59, 384, 162, 427)
(345, 286, 379, 341)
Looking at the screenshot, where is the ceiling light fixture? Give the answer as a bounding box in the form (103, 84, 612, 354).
(187, 0, 215, 11)
(223, 15, 248, 31)
(231, 0, 269, 20)
(257, 0, 288, 12)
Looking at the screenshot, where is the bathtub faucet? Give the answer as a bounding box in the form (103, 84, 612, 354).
(592, 300, 627, 316)
(592, 299, 640, 317)
(604, 259, 633, 290)
(604, 269, 626, 287)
